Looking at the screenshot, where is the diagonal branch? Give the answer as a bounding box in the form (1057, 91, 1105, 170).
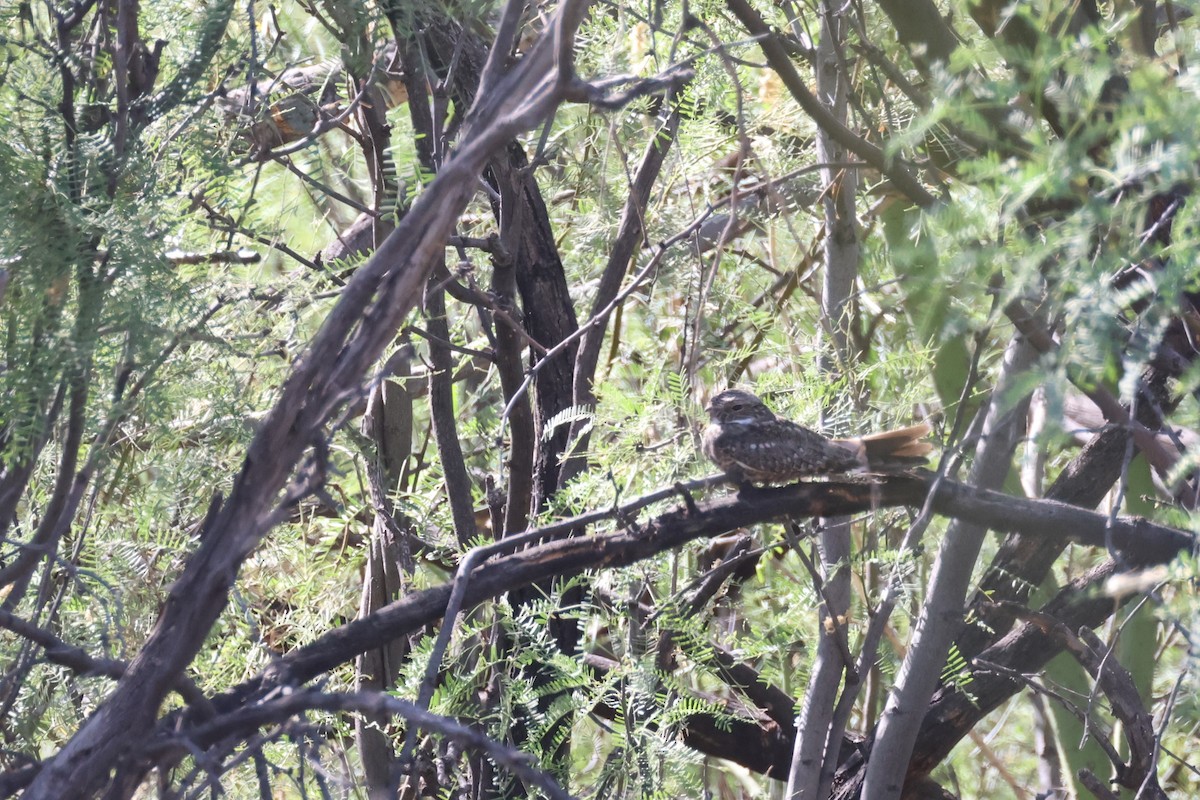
(723, 0, 937, 208)
(0, 608, 207, 707)
(995, 608, 1164, 796)
(192, 472, 1192, 720)
(561, 87, 688, 487)
(22, 3, 596, 797)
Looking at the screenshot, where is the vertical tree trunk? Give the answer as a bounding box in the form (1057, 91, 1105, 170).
(356, 373, 414, 799)
(786, 4, 857, 798)
(350, 48, 414, 796)
(486, 145, 581, 515)
(862, 333, 1036, 800)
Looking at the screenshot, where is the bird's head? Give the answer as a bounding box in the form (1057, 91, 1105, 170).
(704, 389, 777, 425)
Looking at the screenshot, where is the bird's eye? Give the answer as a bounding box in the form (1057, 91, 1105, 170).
(731, 403, 743, 411)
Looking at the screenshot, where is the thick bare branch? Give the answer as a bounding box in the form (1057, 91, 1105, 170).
(187, 472, 1192, 715)
(22, 3, 595, 796)
(792, 1, 860, 795)
(863, 334, 1037, 800)
(0, 609, 207, 706)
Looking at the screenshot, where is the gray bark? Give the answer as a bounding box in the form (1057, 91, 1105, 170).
(787, 3, 858, 798)
(862, 333, 1037, 799)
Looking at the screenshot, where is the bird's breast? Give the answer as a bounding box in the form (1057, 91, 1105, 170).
(701, 424, 724, 461)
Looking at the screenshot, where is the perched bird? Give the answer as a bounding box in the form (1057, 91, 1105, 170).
(702, 389, 932, 484)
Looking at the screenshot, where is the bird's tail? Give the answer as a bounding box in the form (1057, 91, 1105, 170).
(834, 422, 933, 469)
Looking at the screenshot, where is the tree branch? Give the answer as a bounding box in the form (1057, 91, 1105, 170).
(155, 689, 574, 800)
(0, 608, 207, 707)
(723, 0, 936, 208)
(194, 471, 1191, 719)
(22, 3, 597, 796)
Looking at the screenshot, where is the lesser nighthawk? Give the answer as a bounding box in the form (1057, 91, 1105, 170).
(702, 389, 931, 484)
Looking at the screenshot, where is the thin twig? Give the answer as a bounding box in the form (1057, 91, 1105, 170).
(0, 608, 207, 707)
(166, 689, 575, 800)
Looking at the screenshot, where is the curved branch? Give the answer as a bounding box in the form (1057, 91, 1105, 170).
(198, 472, 1191, 713)
(0, 609, 207, 707)
(23, 3, 597, 796)
(156, 690, 573, 800)
(723, 0, 937, 208)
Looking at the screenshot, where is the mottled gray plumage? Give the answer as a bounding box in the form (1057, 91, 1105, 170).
(702, 389, 931, 484)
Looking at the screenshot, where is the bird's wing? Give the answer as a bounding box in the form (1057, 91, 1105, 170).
(751, 420, 863, 475)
